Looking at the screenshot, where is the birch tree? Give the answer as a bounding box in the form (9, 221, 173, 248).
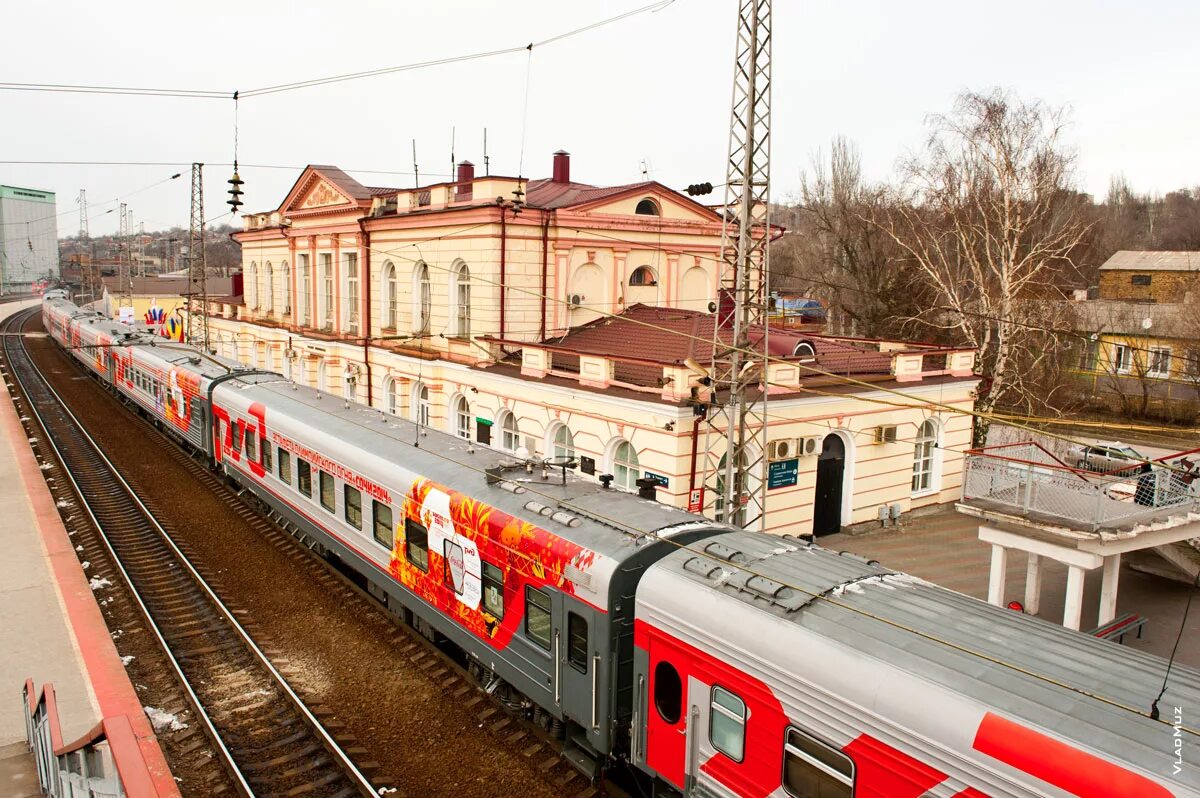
(878, 90, 1091, 443)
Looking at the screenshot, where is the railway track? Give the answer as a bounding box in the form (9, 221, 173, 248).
(1, 307, 382, 798)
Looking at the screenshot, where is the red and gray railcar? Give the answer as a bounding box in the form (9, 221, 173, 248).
(43, 294, 1200, 797)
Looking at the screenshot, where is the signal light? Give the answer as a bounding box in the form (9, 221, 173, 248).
(686, 182, 714, 196)
(227, 166, 244, 213)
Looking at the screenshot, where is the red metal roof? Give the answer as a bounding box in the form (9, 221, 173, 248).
(538, 304, 893, 386)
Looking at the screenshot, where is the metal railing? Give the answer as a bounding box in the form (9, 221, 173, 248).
(962, 442, 1198, 531)
(22, 678, 160, 798)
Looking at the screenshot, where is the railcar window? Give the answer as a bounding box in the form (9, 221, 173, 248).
(319, 472, 335, 513)
(481, 561, 504, 619)
(782, 728, 854, 798)
(244, 433, 256, 462)
(278, 449, 292, 485)
(405, 518, 429, 571)
(260, 437, 271, 471)
(709, 686, 746, 762)
(653, 661, 682, 724)
(372, 501, 393, 549)
(344, 485, 362, 529)
(525, 587, 552, 650)
(297, 460, 312, 497)
(231, 423, 243, 454)
(567, 612, 588, 672)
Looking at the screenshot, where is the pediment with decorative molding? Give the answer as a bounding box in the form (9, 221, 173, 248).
(296, 179, 351, 210)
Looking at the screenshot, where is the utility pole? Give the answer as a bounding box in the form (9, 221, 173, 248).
(77, 189, 98, 303)
(185, 163, 210, 350)
(703, 0, 772, 530)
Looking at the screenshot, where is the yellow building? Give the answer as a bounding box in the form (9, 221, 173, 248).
(205, 153, 979, 535)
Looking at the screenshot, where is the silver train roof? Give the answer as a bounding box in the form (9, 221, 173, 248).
(221, 373, 725, 565)
(648, 528, 1200, 768)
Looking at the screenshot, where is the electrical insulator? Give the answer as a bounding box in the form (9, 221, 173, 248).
(686, 182, 714, 196)
(227, 168, 244, 213)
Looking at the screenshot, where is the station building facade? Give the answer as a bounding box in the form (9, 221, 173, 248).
(208, 153, 979, 535)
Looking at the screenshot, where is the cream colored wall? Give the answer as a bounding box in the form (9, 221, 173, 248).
(207, 314, 976, 534)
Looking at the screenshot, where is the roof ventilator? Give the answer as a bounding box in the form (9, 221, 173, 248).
(703, 541, 748, 564)
(683, 557, 725, 579)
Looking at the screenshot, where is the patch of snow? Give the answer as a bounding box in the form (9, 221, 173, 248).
(39, 463, 52, 471)
(143, 706, 188, 733)
(75, 545, 83, 552)
(55, 500, 73, 509)
(19, 416, 30, 422)
(712, 568, 732, 586)
(89, 577, 111, 591)
(81, 561, 90, 570)
(120, 655, 134, 666)
(27, 437, 37, 444)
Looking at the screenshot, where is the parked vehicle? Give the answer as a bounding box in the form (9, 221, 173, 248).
(1069, 441, 1146, 476)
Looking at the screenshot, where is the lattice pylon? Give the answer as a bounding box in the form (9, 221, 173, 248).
(185, 163, 209, 350)
(701, 0, 772, 531)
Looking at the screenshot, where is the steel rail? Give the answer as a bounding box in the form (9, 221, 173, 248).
(2, 307, 379, 797)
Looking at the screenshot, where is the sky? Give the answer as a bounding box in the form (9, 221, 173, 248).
(2, 0, 1197, 238)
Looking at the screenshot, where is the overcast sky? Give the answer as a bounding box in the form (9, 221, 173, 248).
(3, 0, 1197, 238)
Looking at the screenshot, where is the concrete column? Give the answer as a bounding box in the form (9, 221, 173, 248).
(1024, 553, 1042, 615)
(987, 544, 1008, 606)
(1064, 565, 1086, 631)
(1098, 553, 1121, 626)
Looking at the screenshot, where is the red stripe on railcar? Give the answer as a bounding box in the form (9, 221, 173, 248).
(973, 711, 1174, 797)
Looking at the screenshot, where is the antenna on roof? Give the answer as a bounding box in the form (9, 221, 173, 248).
(450, 126, 455, 185)
(412, 139, 419, 188)
(483, 128, 489, 176)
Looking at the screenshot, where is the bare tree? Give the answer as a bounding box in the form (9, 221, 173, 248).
(772, 138, 922, 338)
(877, 90, 1092, 442)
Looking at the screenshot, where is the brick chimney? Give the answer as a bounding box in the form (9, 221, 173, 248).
(455, 160, 474, 200)
(552, 150, 570, 184)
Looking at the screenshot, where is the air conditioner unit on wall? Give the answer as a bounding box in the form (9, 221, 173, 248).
(799, 436, 822, 457)
(767, 438, 798, 461)
(874, 425, 898, 444)
(567, 293, 584, 309)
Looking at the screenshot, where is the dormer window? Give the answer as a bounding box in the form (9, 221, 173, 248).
(793, 342, 816, 358)
(635, 198, 661, 216)
(629, 266, 657, 286)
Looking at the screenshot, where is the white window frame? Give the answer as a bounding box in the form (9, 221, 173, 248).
(1148, 346, 1172, 378)
(316, 360, 328, 393)
(344, 252, 359, 334)
(298, 254, 311, 325)
(452, 394, 472, 439)
(247, 262, 258, 309)
(281, 261, 291, 314)
(384, 376, 399, 415)
(497, 409, 519, 452)
(709, 686, 747, 762)
(782, 727, 855, 797)
(1113, 344, 1131, 374)
(412, 381, 430, 427)
(320, 253, 334, 330)
(547, 422, 575, 462)
(911, 418, 940, 497)
(452, 260, 471, 337)
(382, 261, 398, 329)
(610, 438, 640, 491)
(413, 261, 431, 335)
(264, 262, 274, 314)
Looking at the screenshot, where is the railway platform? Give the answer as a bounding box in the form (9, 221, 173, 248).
(0, 300, 178, 796)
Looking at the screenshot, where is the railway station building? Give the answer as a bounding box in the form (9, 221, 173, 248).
(210, 153, 979, 535)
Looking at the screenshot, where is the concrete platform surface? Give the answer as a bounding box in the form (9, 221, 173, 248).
(822, 508, 1200, 668)
(0, 299, 178, 796)
(0, 740, 40, 798)
(0, 299, 98, 745)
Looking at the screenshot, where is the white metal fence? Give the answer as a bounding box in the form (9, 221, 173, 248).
(962, 443, 1198, 531)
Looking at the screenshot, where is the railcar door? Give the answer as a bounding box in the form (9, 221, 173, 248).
(644, 637, 691, 791)
(559, 602, 600, 745)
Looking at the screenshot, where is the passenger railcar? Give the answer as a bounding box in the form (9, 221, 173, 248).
(42, 294, 1200, 797)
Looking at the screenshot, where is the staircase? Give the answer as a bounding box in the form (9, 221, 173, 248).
(0, 740, 42, 798)
(1128, 541, 1200, 584)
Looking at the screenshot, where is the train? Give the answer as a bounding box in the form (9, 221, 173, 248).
(41, 292, 1199, 797)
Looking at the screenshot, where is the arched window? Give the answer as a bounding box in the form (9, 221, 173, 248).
(793, 342, 815, 358)
(413, 262, 431, 334)
(635, 198, 661, 216)
(610, 439, 640, 491)
(384, 376, 399, 415)
(264, 263, 274, 313)
(299, 255, 311, 325)
(497, 409, 519, 451)
(344, 253, 359, 334)
(382, 261, 397, 329)
(412, 381, 430, 427)
(629, 266, 656, 286)
(452, 260, 471, 337)
(548, 422, 575, 462)
(316, 359, 328, 392)
(281, 261, 291, 313)
(912, 419, 940, 494)
(321, 254, 334, 330)
(283, 349, 294, 382)
(452, 394, 472, 439)
(247, 262, 258, 309)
